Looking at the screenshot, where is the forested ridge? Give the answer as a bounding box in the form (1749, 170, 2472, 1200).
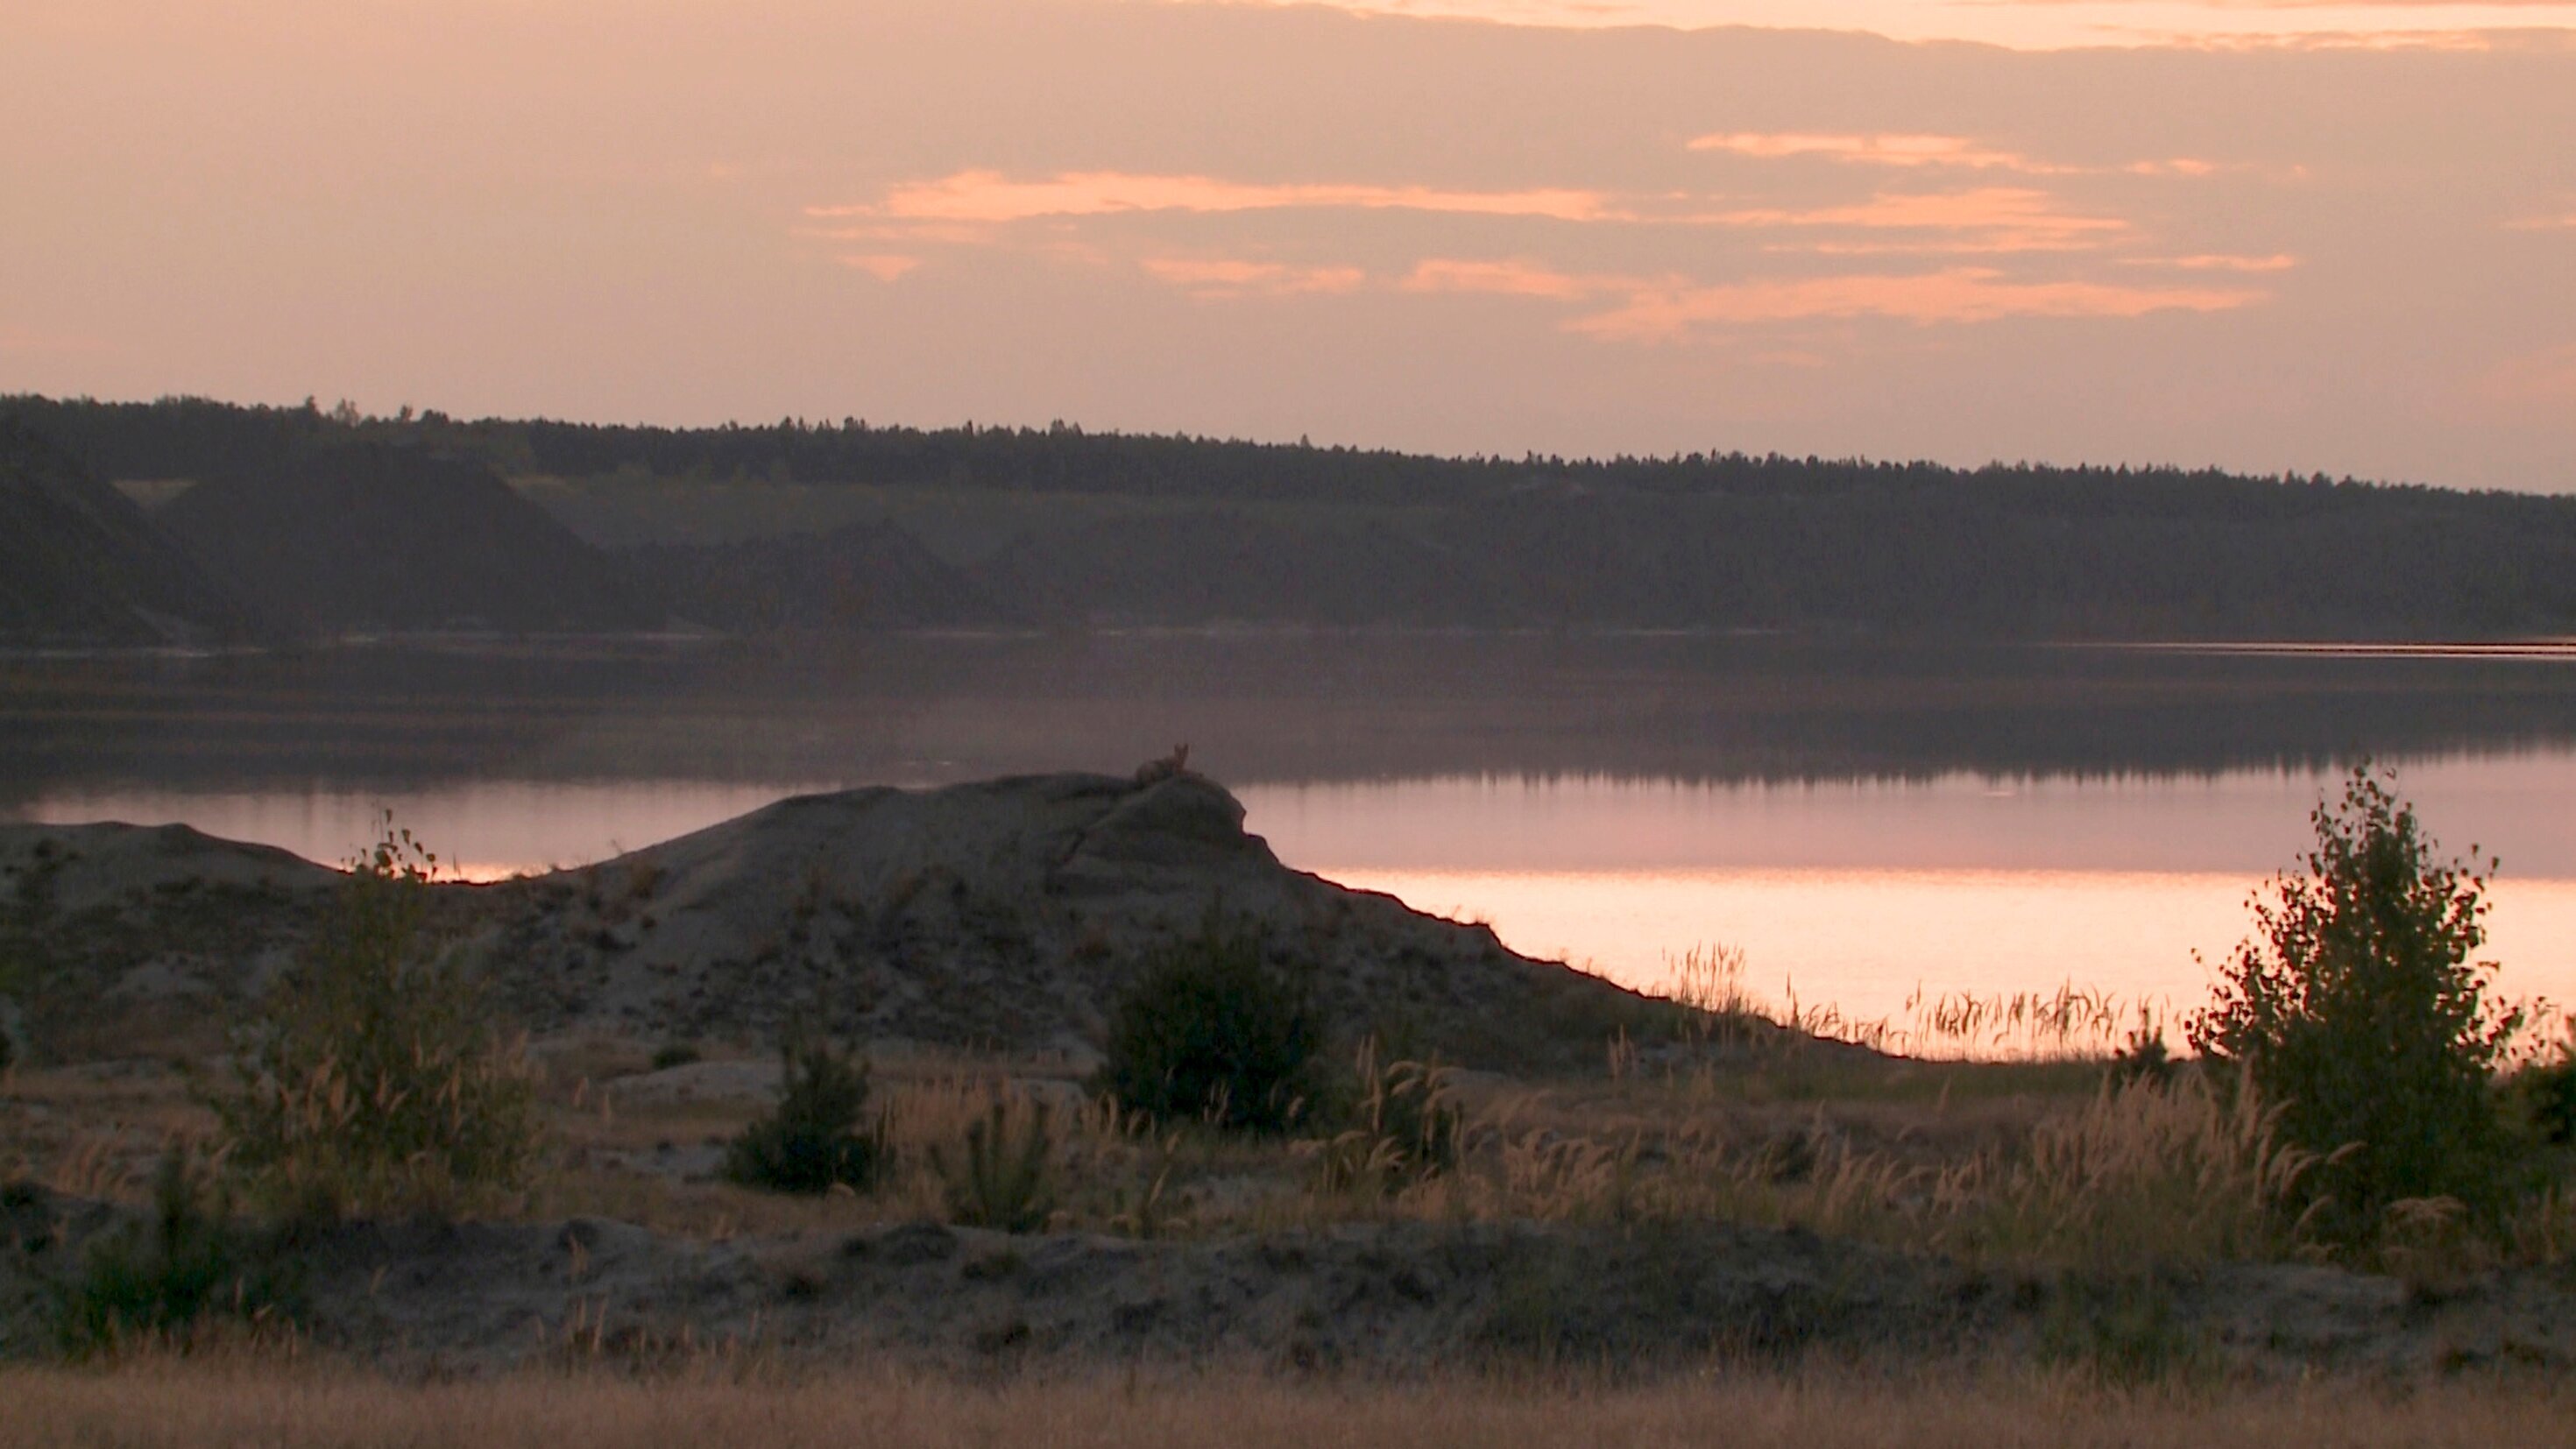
(8, 393, 2576, 640)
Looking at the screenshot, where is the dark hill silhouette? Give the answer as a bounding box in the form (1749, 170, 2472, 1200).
(157, 442, 667, 636)
(13, 394, 2576, 640)
(626, 518, 995, 631)
(0, 421, 254, 647)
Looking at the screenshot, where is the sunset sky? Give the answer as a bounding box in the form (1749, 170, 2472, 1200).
(5, 1, 2572, 491)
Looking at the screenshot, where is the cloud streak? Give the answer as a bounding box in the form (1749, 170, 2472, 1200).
(1376, 256, 2267, 335)
(1569, 268, 2267, 338)
(1171, 1, 2576, 52)
(813, 172, 1623, 225)
(1139, 256, 1369, 298)
(817, 173, 2136, 257)
(835, 253, 922, 282)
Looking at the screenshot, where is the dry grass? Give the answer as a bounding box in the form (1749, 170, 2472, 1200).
(1, 1361, 2568, 1449)
(11, 1036, 2558, 1275)
(1291, 1071, 2308, 1270)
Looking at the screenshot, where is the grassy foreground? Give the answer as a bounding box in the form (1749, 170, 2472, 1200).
(4, 1363, 2572, 1449)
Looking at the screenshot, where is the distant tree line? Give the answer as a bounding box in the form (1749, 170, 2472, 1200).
(17, 391, 2553, 516)
(8, 392, 2576, 640)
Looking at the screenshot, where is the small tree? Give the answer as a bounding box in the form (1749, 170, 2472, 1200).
(723, 1036, 884, 1195)
(212, 823, 541, 1217)
(2186, 767, 2523, 1240)
(1096, 922, 1323, 1134)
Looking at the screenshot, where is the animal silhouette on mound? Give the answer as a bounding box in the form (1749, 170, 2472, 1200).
(1132, 744, 1192, 785)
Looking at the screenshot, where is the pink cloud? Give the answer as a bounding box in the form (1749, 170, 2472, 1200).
(1692, 134, 2233, 183)
(2124, 252, 2304, 271)
(1388, 255, 2270, 336)
(1140, 256, 1369, 299)
(1569, 267, 2267, 339)
(810, 173, 2144, 264)
(1401, 258, 1624, 300)
(1716, 187, 2133, 254)
(815, 171, 1621, 225)
(836, 253, 922, 282)
(1690, 133, 2062, 171)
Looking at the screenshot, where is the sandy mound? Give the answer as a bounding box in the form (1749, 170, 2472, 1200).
(0, 772, 1662, 1071)
(0, 823, 338, 1057)
(480, 770, 1657, 1070)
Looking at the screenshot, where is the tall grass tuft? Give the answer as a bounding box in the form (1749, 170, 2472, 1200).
(1930, 1071, 2319, 1269)
(932, 1097, 1058, 1233)
(1306, 1037, 1462, 1198)
(50, 1151, 294, 1357)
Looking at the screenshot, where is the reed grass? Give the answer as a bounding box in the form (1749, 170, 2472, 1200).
(1654, 942, 2168, 1062)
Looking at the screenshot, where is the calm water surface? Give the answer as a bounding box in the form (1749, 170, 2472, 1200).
(7, 636, 2573, 1052)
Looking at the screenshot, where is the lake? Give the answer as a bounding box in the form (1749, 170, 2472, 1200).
(6, 633, 2572, 1054)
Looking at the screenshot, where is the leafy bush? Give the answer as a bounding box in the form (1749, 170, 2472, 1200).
(649, 1042, 702, 1072)
(2106, 1022, 2176, 1090)
(51, 1152, 294, 1356)
(724, 1036, 884, 1195)
(2508, 1025, 2576, 1148)
(932, 1098, 1058, 1233)
(210, 823, 541, 1218)
(2185, 767, 2526, 1240)
(1096, 922, 1323, 1134)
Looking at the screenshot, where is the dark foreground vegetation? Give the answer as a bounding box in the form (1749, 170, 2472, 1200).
(4, 767, 2575, 1410)
(8, 393, 2576, 643)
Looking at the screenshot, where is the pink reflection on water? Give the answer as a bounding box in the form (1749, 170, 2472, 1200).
(1312, 866, 2576, 1055)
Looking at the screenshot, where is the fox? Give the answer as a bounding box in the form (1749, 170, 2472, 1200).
(1133, 743, 1191, 784)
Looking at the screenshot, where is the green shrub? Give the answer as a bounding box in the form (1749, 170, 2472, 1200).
(724, 1036, 884, 1195)
(210, 823, 541, 1218)
(2186, 767, 2526, 1241)
(932, 1099, 1058, 1233)
(649, 1042, 702, 1072)
(2508, 1026, 2576, 1148)
(2106, 1022, 2176, 1090)
(51, 1152, 294, 1357)
(1096, 922, 1323, 1134)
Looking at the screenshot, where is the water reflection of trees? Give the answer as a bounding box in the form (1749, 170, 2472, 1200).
(5, 634, 2576, 805)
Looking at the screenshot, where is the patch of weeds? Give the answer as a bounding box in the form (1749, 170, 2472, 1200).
(2037, 1272, 2216, 1389)
(961, 1247, 1026, 1282)
(933, 1099, 1058, 1233)
(1477, 1237, 1633, 1364)
(649, 1042, 703, 1072)
(723, 1035, 885, 1195)
(1096, 918, 1324, 1134)
(49, 1152, 298, 1358)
